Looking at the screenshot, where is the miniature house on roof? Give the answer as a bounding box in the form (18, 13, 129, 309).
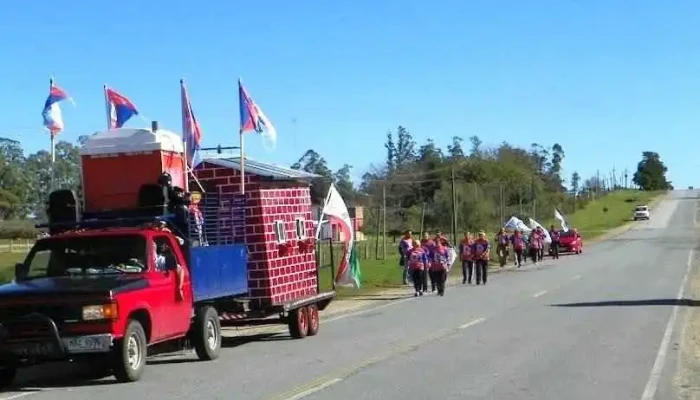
(193, 156, 321, 308)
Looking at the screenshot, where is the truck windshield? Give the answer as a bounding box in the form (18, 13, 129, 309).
(22, 235, 147, 279)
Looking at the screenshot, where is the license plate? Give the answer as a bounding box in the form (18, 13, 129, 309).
(64, 336, 110, 353)
(6, 341, 58, 357)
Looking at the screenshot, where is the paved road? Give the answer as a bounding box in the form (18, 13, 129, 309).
(2, 191, 696, 400)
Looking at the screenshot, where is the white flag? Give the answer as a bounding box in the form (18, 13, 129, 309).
(528, 218, 552, 244)
(316, 184, 361, 288)
(554, 209, 569, 232)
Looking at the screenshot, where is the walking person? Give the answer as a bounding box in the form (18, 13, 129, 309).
(495, 228, 510, 268)
(536, 227, 545, 261)
(407, 239, 428, 297)
(549, 225, 560, 259)
(510, 229, 526, 267)
(529, 228, 541, 265)
(398, 230, 413, 285)
(420, 232, 435, 293)
(459, 232, 474, 284)
(472, 231, 490, 285)
(432, 241, 450, 296)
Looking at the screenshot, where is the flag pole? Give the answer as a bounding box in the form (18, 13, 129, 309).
(103, 85, 111, 129)
(49, 78, 56, 192)
(240, 128, 245, 194)
(180, 79, 190, 194)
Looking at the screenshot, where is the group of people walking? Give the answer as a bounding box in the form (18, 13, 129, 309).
(399, 224, 566, 297)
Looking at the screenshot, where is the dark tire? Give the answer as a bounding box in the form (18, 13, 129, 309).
(0, 364, 17, 388)
(192, 305, 221, 361)
(112, 319, 147, 383)
(307, 305, 320, 336)
(288, 307, 309, 339)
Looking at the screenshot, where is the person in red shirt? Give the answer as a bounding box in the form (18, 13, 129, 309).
(431, 241, 451, 296)
(510, 229, 526, 267)
(407, 239, 429, 297)
(459, 232, 474, 284)
(398, 230, 413, 285)
(472, 231, 490, 285)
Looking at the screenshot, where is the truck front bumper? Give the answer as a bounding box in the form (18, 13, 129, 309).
(0, 314, 113, 361)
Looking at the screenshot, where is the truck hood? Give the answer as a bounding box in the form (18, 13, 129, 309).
(0, 275, 148, 299)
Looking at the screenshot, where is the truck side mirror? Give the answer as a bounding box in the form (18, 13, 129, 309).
(14, 263, 28, 281)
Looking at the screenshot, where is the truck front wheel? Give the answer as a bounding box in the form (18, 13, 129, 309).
(192, 305, 221, 361)
(112, 319, 147, 383)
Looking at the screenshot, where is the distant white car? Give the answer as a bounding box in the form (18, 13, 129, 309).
(634, 205, 650, 221)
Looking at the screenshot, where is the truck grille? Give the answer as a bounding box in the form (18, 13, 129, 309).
(1, 314, 60, 342)
(0, 305, 80, 332)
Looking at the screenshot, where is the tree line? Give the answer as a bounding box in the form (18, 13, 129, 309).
(290, 126, 672, 237)
(0, 127, 671, 239)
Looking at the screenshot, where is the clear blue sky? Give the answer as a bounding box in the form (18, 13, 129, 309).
(1, 0, 699, 188)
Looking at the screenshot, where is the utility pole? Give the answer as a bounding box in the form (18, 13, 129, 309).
(519, 187, 523, 214)
(374, 206, 380, 260)
(612, 166, 617, 190)
(382, 184, 387, 260)
(499, 184, 505, 224)
(420, 202, 426, 236)
(596, 170, 601, 197)
(624, 169, 629, 189)
(451, 169, 458, 244)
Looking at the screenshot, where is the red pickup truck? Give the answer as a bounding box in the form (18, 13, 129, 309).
(0, 192, 334, 388)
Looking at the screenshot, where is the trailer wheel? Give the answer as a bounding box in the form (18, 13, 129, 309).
(307, 305, 320, 336)
(192, 305, 221, 361)
(112, 319, 147, 383)
(0, 364, 17, 388)
(288, 307, 309, 339)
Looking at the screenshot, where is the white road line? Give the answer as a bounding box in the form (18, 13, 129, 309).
(458, 317, 486, 330)
(283, 378, 343, 400)
(533, 290, 548, 298)
(640, 249, 693, 400)
(0, 391, 40, 400)
(572, 275, 582, 281)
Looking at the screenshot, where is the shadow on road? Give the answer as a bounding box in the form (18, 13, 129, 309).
(551, 298, 700, 307)
(221, 332, 291, 348)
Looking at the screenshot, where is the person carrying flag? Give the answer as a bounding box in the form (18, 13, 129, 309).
(549, 224, 560, 259)
(536, 227, 546, 261)
(459, 232, 474, 284)
(495, 228, 510, 268)
(398, 230, 413, 285)
(431, 240, 451, 296)
(529, 228, 541, 265)
(510, 229, 526, 267)
(407, 239, 428, 297)
(472, 231, 490, 285)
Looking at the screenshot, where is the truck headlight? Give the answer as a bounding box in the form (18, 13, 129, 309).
(82, 304, 118, 321)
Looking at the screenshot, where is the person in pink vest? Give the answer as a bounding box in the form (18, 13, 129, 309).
(459, 232, 474, 284)
(536, 227, 545, 261)
(407, 239, 429, 297)
(529, 228, 541, 265)
(510, 229, 526, 267)
(431, 241, 450, 296)
(472, 231, 490, 285)
(420, 232, 436, 293)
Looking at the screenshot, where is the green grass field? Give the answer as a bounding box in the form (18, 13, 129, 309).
(0, 189, 666, 292)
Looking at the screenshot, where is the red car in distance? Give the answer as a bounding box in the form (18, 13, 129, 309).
(557, 229, 583, 254)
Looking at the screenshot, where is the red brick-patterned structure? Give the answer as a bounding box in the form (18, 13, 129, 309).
(193, 157, 320, 309)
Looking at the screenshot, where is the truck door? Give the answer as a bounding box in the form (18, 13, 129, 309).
(151, 234, 193, 339)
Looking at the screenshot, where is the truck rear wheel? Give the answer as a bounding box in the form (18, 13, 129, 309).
(192, 305, 221, 361)
(112, 319, 147, 383)
(307, 305, 320, 336)
(288, 307, 309, 339)
(0, 364, 17, 388)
